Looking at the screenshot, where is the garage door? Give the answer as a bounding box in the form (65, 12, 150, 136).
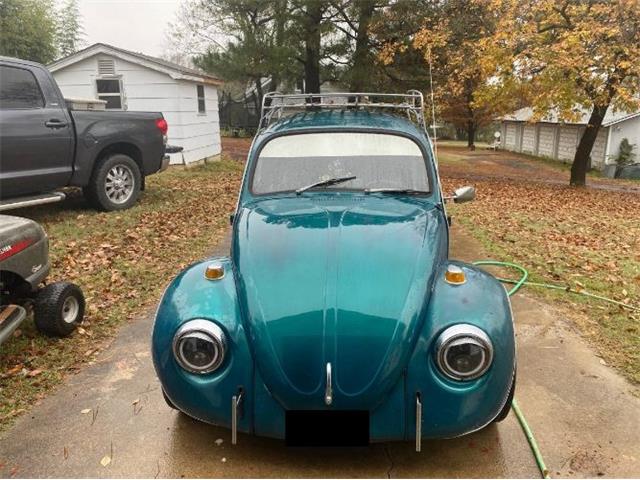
(521, 125, 535, 154)
(505, 123, 517, 150)
(558, 126, 579, 161)
(538, 125, 555, 157)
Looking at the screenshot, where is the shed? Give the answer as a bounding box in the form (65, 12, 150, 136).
(500, 107, 640, 170)
(48, 43, 223, 165)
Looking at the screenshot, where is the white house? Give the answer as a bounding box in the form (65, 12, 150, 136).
(48, 43, 223, 165)
(500, 107, 640, 170)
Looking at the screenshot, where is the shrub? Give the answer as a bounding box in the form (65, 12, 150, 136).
(615, 138, 636, 166)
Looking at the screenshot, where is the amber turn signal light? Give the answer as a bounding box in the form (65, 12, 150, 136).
(445, 265, 466, 285)
(205, 263, 225, 281)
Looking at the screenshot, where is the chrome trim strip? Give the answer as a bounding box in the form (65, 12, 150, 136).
(416, 394, 422, 452)
(325, 362, 333, 406)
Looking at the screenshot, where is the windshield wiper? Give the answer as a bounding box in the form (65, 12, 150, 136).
(364, 188, 430, 195)
(296, 175, 357, 195)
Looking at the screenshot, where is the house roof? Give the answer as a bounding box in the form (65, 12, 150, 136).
(502, 106, 640, 127)
(48, 43, 222, 86)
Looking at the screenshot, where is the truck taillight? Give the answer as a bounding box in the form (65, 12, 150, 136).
(155, 118, 168, 136)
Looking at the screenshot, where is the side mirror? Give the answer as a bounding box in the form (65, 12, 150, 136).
(448, 186, 475, 203)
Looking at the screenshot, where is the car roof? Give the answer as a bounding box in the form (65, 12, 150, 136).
(259, 110, 430, 141)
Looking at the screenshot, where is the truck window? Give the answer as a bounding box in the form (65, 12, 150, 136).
(0, 66, 45, 109)
(96, 78, 123, 109)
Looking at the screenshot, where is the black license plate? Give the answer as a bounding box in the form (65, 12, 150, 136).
(285, 410, 369, 447)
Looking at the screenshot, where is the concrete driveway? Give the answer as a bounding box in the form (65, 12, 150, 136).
(1, 226, 639, 478)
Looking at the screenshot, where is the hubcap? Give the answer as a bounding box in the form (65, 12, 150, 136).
(105, 164, 135, 204)
(62, 296, 80, 324)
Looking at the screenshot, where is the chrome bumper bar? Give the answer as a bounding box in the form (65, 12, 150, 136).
(159, 155, 170, 173)
(416, 393, 422, 452)
(231, 389, 244, 445)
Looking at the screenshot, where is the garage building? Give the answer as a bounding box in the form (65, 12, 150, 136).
(500, 107, 640, 170)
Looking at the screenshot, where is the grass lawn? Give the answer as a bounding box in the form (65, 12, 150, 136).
(439, 147, 640, 384)
(0, 158, 244, 430)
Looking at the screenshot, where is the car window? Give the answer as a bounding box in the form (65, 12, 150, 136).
(0, 66, 45, 109)
(252, 132, 430, 194)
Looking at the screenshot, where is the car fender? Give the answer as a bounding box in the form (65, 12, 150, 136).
(151, 257, 254, 431)
(404, 261, 516, 439)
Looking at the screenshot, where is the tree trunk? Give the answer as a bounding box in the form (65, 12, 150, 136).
(467, 121, 476, 149)
(350, 0, 376, 92)
(303, 1, 322, 93)
(570, 104, 608, 186)
(254, 78, 264, 112)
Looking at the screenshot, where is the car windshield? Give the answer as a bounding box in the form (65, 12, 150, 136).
(251, 132, 430, 195)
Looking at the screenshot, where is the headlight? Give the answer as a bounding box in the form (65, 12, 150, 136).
(172, 320, 226, 374)
(435, 324, 493, 381)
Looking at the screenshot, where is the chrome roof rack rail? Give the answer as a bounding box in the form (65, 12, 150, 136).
(258, 90, 427, 133)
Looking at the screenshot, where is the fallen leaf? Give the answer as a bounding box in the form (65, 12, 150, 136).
(100, 455, 111, 467)
(81, 409, 92, 414)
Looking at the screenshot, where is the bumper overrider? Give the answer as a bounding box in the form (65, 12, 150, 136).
(152, 259, 515, 447)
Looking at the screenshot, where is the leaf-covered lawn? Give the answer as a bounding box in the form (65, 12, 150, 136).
(0, 158, 244, 430)
(440, 146, 640, 383)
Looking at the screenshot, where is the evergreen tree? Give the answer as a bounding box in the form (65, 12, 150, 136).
(0, 0, 57, 63)
(56, 0, 84, 58)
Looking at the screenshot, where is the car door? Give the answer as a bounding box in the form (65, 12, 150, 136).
(0, 63, 73, 198)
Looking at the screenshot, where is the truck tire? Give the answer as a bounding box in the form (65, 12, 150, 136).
(34, 281, 85, 337)
(84, 154, 142, 211)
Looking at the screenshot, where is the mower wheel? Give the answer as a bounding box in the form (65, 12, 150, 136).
(34, 282, 85, 337)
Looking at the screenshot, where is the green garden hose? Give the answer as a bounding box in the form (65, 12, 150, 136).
(472, 260, 549, 478)
(511, 399, 550, 479)
(471, 258, 637, 477)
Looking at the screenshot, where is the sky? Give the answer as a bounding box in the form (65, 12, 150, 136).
(76, 0, 182, 57)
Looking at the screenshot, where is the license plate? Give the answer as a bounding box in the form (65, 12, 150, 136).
(285, 410, 369, 446)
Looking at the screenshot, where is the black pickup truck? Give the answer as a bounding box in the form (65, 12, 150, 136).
(0, 56, 169, 211)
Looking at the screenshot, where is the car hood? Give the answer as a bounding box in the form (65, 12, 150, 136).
(233, 195, 446, 410)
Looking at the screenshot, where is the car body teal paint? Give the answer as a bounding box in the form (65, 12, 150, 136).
(151, 109, 515, 442)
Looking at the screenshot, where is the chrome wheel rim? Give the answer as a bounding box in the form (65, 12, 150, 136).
(62, 296, 80, 324)
(105, 164, 135, 204)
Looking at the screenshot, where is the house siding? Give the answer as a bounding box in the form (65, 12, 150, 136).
(606, 116, 640, 165)
(52, 54, 221, 165)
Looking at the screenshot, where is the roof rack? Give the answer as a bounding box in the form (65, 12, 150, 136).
(259, 90, 427, 133)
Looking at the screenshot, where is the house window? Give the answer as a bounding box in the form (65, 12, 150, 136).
(197, 85, 205, 113)
(96, 78, 123, 109)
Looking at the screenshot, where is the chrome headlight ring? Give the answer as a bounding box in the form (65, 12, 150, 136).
(435, 324, 493, 381)
(172, 319, 227, 374)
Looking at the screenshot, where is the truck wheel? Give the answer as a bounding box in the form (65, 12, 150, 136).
(85, 154, 142, 211)
(34, 281, 85, 337)
(493, 372, 516, 423)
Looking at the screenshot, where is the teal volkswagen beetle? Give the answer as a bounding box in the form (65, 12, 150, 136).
(152, 92, 515, 449)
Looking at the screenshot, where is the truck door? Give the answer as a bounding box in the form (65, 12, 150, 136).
(0, 64, 73, 198)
